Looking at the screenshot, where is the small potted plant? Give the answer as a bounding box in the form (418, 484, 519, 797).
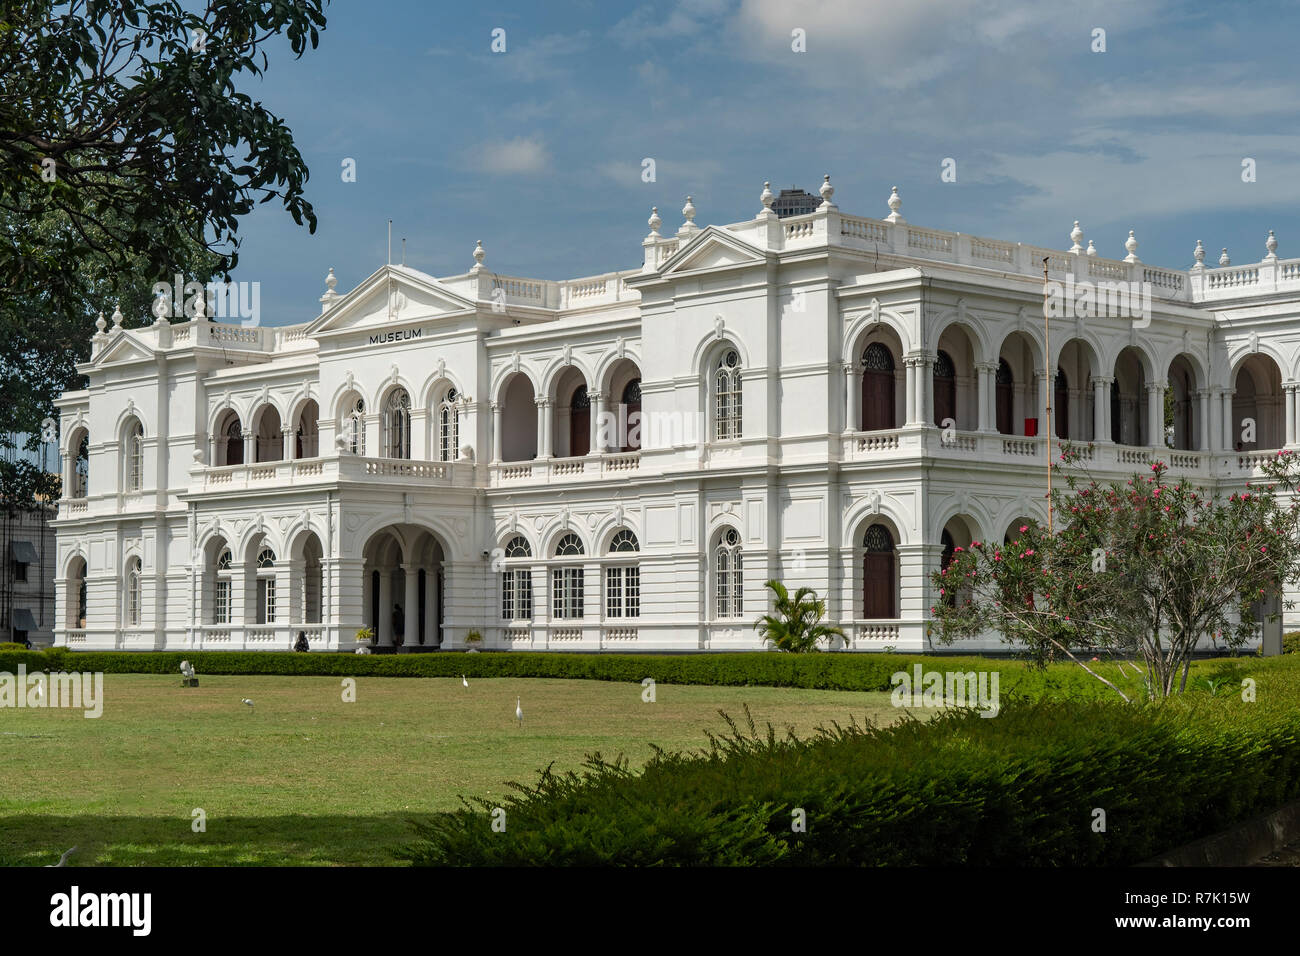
(464, 629, 484, 653)
(354, 626, 375, 654)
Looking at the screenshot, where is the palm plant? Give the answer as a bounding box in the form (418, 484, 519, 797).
(754, 580, 845, 652)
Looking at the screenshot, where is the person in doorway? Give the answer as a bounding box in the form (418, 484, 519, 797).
(392, 603, 405, 646)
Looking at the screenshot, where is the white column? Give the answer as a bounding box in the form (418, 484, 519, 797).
(361, 563, 373, 630)
(425, 566, 439, 645)
(402, 563, 419, 645)
(843, 363, 859, 433)
(919, 357, 933, 425)
(904, 360, 917, 425)
(378, 568, 393, 644)
(536, 398, 550, 458)
(1093, 376, 1110, 442)
(1197, 389, 1211, 452)
(1147, 383, 1165, 448)
(1222, 388, 1235, 451)
(975, 363, 992, 432)
(1287, 385, 1297, 446)
(242, 428, 254, 465)
(281, 426, 294, 461)
(491, 402, 503, 462)
(591, 391, 605, 453)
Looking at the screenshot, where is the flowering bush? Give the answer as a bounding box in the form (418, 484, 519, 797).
(931, 445, 1300, 699)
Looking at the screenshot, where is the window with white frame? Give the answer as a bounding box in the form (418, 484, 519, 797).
(383, 388, 411, 459)
(714, 528, 743, 618)
(72, 431, 89, 498)
(439, 388, 460, 461)
(604, 529, 640, 618)
(551, 533, 585, 619)
(714, 349, 742, 441)
(125, 419, 144, 491)
(501, 534, 533, 620)
(125, 556, 142, 626)
(255, 547, 276, 624)
(214, 548, 232, 624)
(346, 397, 366, 455)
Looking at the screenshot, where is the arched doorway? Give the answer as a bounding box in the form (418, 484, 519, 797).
(933, 350, 956, 427)
(996, 359, 1014, 434)
(862, 343, 897, 431)
(361, 524, 447, 647)
(862, 523, 897, 619)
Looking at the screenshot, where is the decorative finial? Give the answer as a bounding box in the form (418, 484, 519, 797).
(1123, 229, 1140, 263)
(1069, 220, 1084, 254)
(325, 267, 337, 292)
(1266, 229, 1278, 260)
(885, 186, 904, 224)
(1219, 247, 1231, 267)
(191, 286, 206, 320)
(1193, 239, 1205, 265)
(647, 206, 661, 236)
(95, 311, 107, 334)
(678, 196, 699, 236)
(760, 181, 774, 212)
(818, 174, 834, 207)
(110, 304, 123, 330)
(1086, 239, 1097, 257)
(472, 239, 486, 271)
(152, 292, 170, 324)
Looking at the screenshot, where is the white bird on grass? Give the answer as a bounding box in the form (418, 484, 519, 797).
(462, 675, 469, 688)
(515, 697, 523, 727)
(240, 698, 254, 711)
(45, 847, 76, 867)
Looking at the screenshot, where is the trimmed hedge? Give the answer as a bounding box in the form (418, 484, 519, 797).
(400, 697, 1300, 866)
(0, 647, 1153, 700)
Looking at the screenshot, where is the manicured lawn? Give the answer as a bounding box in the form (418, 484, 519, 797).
(0, 673, 915, 866)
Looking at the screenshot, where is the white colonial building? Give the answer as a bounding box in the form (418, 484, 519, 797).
(48, 179, 1300, 653)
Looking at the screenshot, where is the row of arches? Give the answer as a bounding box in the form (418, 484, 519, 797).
(213, 400, 319, 466)
(855, 324, 1288, 451)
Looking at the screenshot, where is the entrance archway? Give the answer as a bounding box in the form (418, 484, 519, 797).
(361, 524, 447, 647)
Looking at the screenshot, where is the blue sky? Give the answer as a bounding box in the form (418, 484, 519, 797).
(232, 0, 1300, 326)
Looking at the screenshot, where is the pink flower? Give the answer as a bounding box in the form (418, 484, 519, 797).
(1019, 525, 1028, 533)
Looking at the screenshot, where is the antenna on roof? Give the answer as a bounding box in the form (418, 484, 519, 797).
(401, 238, 406, 267)
(387, 220, 392, 265)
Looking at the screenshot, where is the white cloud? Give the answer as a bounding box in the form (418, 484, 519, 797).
(476, 135, 551, 175)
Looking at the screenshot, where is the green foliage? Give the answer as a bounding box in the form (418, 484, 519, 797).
(0, 642, 28, 651)
(0, 648, 1149, 699)
(754, 580, 844, 652)
(401, 695, 1300, 866)
(932, 451, 1300, 698)
(1284, 632, 1300, 655)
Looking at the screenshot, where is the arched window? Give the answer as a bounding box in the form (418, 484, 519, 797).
(125, 556, 142, 626)
(862, 524, 896, 619)
(1054, 366, 1069, 439)
(568, 385, 591, 457)
(996, 359, 1014, 435)
(345, 397, 366, 455)
(214, 548, 232, 624)
(383, 389, 411, 459)
(296, 400, 319, 459)
(255, 406, 282, 462)
(501, 534, 533, 620)
(124, 419, 144, 491)
(439, 388, 459, 462)
(223, 416, 244, 466)
(255, 547, 276, 624)
(715, 527, 743, 618)
(552, 533, 585, 619)
(71, 431, 89, 498)
(714, 350, 742, 441)
(621, 378, 642, 452)
(933, 349, 956, 427)
(605, 530, 640, 619)
(67, 556, 87, 628)
(861, 343, 896, 431)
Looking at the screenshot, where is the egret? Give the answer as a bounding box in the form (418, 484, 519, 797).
(462, 675, 469, 688)
(515, 697, 523, 727)
(44, 847, 77, 867)
(241, 698, 254, 710)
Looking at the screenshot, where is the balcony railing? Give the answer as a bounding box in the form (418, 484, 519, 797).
(489, 451, 641, 486)
(196, 455, 475, 491)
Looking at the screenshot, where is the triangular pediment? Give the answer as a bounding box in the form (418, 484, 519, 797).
(306, 265, 478, 337)
(659, 227, 766, 276)
(92, 331, 157, 366)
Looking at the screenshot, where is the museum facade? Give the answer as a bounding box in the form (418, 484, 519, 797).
(48, 180, 1300, 652)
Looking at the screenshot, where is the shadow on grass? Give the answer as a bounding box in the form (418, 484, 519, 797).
(0, 812, 448, 866)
